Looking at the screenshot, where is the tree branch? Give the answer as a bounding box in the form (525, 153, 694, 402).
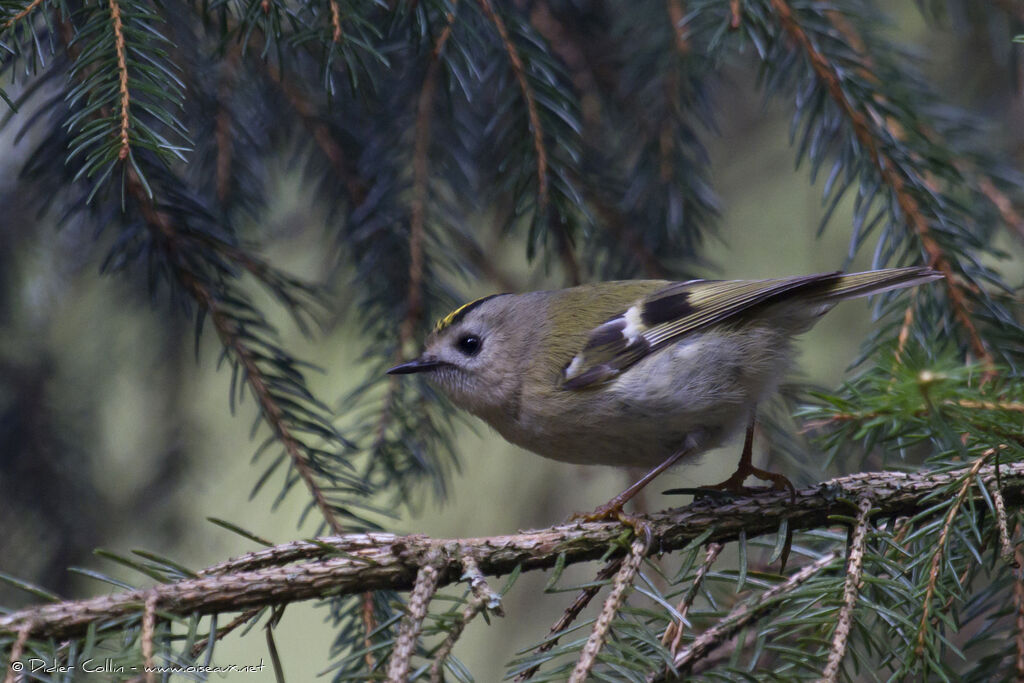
(3, 461, 1024, 642)
(1, 0, 45, 31)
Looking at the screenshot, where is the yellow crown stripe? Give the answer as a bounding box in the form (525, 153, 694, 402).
(434, 294, 502, 333)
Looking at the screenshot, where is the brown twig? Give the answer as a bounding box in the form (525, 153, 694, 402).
(660, 543, 724, 659)
(570, 538, 648, 682)
(108, 0, 131, 160)
(770, 0, 992, 366)
(914, 452, 992, 657)
(7, 462, 1024, 642)
(669, 552, 838, 674)
(215, 47, 240, 204)
(402, 5, 459, 350)
(894, 301, 915, 364)
(1, 0, 45, 31)
(821, 497, 873, 682)
(987, 478, 1015, 564)
(1014, 524, 1024, 680)
(266, 61, 368, 204)
(329, 0, 342, 43)
(189, 607, 263, 660)
(3, 624, 31, 683)
(476, 0, 580, 284)
(141, 592, 157, 683)
(729, 0, 741, 28)
(386, 562, 440, 682)
(361, 591, 378, 672)
(428, 557, 501, 682)
(428, 596, 485, 683)
(976, 174, 1024, 244)
(666, 0, 689, 54)
(515, 556, 624, 681)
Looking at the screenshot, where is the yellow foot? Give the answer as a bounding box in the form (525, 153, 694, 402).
(571, 504, 653, 546)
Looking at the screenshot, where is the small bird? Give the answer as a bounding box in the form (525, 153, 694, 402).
(388, 267, 942, 519)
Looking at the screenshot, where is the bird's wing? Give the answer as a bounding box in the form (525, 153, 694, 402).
(560, 272, 841, 390)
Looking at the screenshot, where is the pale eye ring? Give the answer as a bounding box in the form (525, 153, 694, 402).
(456, 334, 482, 356)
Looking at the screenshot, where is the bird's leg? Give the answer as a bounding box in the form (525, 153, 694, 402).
(572, 432, 708, 538)
(575, 449, 690, 522)
(708, 416, 794, 496)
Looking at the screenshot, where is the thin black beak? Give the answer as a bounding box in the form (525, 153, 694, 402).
(386, 357, 446, 375)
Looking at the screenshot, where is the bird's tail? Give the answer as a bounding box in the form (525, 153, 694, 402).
(820, 266, 943, 301)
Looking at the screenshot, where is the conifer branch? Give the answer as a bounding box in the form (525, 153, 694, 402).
(768, 0, 992, 365)
(1015, 535, 1024, 679)
(3, 625, 30, 683)
(477, 0, 581, 284)
(570, 537, 648, 683)
(108, 0, 131, 160)
(403, 5, 458, 350)
(1, 0, 44, 31)
(515, 556, 624, 681)
(663, 552, 839, 677)
(329, 0, 341, 43)
(477, 0, 546, 207)
(386, 562, 440, 681)
(914, 451, 991, 658)
(124, 168, 349, 537)
(666, 0, 689, 55)
(5, 461, 1024, 642)
(189, 608, 263, 659)
(141, 592, 157, 683)
(659, 542, 723, 662)
(989, 480, 1014, 563)
(267, 61, 367, 204)
(215, 49, 240, 204)
(428, 557, 499, 682)
(821, 497, 872, 683)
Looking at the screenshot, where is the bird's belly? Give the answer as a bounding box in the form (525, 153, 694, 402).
(502, 328, 792, 468)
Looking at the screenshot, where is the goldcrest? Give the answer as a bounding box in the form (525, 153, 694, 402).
(388, 268, 941, 475)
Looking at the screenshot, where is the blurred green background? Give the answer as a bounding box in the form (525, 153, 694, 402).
(1, 6, 1022, 681)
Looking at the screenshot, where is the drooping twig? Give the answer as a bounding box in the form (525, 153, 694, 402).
(386, 562, 441, 682)
(666, 0, 689, 54)
(214, 46, 240, 204)
(914, 452, 992, 657)
(108, 0, 131, 160)
(141, 592, 157, 683)
(402, 4, 459, 350)
(1014, 527, 1024, 679)
(428, 557, 501, 683)
(820, 497, 873, 683)
(476, 0, 580, 284)
(894, 302, 915, 365)
(660, 543, 724, 659)
(265, 60, 368, 204)
(189, 608, 263, 659)
(6, 461, 1024, 641)
(987, 478, 1014, 563)
(516, 556, 624, 681)
(124, 167, 348, 539)
(569, 538, 648, 682)
(1, 0, 45, 31)
(328, 0, 342, 43)
(3, 624, 31, 683)
(669, 552, 838, 675)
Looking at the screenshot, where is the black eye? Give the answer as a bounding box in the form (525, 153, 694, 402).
(456, 334, 482, 356)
